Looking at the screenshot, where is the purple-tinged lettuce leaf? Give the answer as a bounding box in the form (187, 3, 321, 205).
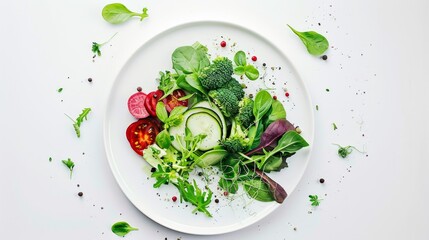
(255, 169, 287, 203)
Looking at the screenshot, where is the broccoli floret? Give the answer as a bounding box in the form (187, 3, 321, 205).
(237, 97, 255, 129)
(220, 118, 250, 153)
(208, 88, 239, 117)
(199, 57, 233, 90)
(223, 78, 245, 101)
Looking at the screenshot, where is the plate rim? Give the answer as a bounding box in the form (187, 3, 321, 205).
(103, 19, 314, 235)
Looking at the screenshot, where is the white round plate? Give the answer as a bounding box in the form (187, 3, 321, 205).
(104, 21, 314, 235)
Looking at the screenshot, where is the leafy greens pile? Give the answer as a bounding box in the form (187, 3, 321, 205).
(138, 42, 309, 217)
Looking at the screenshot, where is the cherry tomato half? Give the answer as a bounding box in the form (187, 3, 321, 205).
(145, 90, 164, 116)
(126, 117, 161, 155)
(163, 89, 188, 112)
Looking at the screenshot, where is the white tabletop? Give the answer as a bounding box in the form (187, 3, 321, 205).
(1, 0, 428, 239)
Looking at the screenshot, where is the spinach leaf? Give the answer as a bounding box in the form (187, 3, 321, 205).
(111, 221, 138, 237)
(172, 45, 210, 75)
(234, 50, 247, 66)
(243, 179, 274, 202)
(287, 25, 329, 55)
(244, 65, 259, 80)
(102, 3, 148, 24)
(253, 90, 273, 121)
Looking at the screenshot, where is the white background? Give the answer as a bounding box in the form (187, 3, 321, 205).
(1, 0, 428, 239)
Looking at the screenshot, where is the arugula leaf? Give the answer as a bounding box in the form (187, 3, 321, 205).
(102, 3, 148, 24)
(151, 165, 173, 188)
(287, 25, 329, 55)
(175, 179, 213, 217)
(62, 158, 75, 179)
(309, 194, 322, 206)
(66, 108, 91, 138)
(111, 221, 138, 237)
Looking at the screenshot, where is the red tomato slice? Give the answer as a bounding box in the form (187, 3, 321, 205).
(128, 92, 149, 119)
(144, 90, 164, 116)
(163, 89, 188, 112)
(126, 117, 161, 155)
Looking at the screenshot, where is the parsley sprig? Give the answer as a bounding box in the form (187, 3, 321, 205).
(334, 144, 364, 158)
(92, 32, 117, 57)
(309, 194, 322, 206)
(66, 108, 92, 138)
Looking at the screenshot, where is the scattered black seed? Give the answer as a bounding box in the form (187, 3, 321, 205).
(326, 88, 330, 92)
(78, 192, 83, 197)
(319, 178, 325, 183)
(249, 94, 254, 98)
(294, 227, 297, 231)
(321, 55, 328, 60)
(137, 86, 142, 92)
(215, 199, 219, 203)
(262, 63, 266, 67)
(77, 184, 80, 187)
(101, 207, 104, 210)
(198, 172, 203, 176)
(318, 23, 321, 26)
(88, 78, 93, 82)
(151, 167, 156, 172)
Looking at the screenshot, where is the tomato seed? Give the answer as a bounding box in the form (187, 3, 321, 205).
(251, 56, 257, 61)
(220, 41, 226, 47)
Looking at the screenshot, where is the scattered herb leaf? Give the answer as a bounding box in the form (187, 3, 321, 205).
(57, 88, 63, 93)
(287, 25, 329, 55)
(111, 221, 138, 237)
(334, 144, 363, 158)
(62, 158, 75, 178)
(316, 105, 319, 111)
(65, 108, 92, 138)
(49, 157, 52, 162)
(233, 51, 260, 80)
(91, 32, 117, 57)
(309, 194, 322, 206)
(102, 3, 148, 24)
(333, 123, 338, 130)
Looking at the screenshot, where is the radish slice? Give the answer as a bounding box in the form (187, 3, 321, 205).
(128, 92, 149, 119)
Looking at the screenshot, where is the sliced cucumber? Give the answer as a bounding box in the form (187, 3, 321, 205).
(186, 112, 222, 151)
(192, 101, 227, 139)
(169, 107, 222, 150)
(197, 149, 228, 168)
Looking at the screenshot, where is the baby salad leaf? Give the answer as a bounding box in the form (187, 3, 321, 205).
(233, 51, 259, 80)
(155, 102, 168, 123)
(111, 221, 138, 237)
(254, 169, 287, 203)
(234, 50, 247, 66)
(156, 130, 172, 149)
(243, 179, 275, 202)
(287, 25, 329, 55)
(218, 178, 239, 194)
(102, 3, 148, 24)
(62, 158, 75, 179)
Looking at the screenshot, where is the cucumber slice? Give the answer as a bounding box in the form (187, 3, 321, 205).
(192, 101, 227, 139)
(169, 107, 223, 150)
(186, 112, 222, 151)
(197, 149, 228, 168)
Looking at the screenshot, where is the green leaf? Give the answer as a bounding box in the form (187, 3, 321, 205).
(102, 3, 148, 24)
(333, 123, 338, 130)
(57, 88, 63, 93)
(218, 178, 239, 194)
(243, 179, 275, 202)
(172, 46, 206, 75)
(156, 130, 172, 149)
(175, 179, 213, 217)
(111, 221, 138, 237)
(234, 51, 247, 66)
(253, 90, 273, 121)
(266, 100, 286, 126)
(66, 108, 91, 138)
(234, 66, 245, 75)
(155, 102, 168, 123)
(244, 65, 259, 80)
(61, 158, 75, 179)
(309, 194, 322, 206)
(288, 25, 329, 56)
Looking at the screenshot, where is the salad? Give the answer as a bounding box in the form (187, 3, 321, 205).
(125, 42, 309, 217)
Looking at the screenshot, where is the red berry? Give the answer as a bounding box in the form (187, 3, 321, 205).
(273, 95, 277, 100)
(220, 41, 226, 47)
(251, 56, 257, 61)
(223, 191, 228, 196)
(172, 196, 177, 202)
(285, 92, 290, 97)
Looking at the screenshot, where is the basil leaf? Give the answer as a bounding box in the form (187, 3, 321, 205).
(155, 102, 168, 123)
(234, 51, 247, 66)
(102, 3, 148, 24)
(243, 179, 275, 202)
(288, 25, 329, 55)
(156, 130, 172, 149)
(111, 221, 138, 237)
(244, 65, 259, 80)
(234, 66, 245, 75)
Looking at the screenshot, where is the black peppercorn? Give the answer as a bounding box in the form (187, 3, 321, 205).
(321, 55, 328, 60)
(78, 192, 83, 197)
(319, 178, 325, 183)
